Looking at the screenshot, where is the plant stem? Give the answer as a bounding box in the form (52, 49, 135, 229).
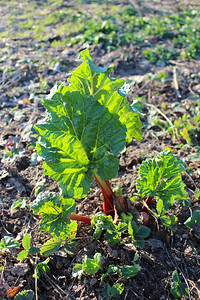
(94, 174, 115, 217)
(70, 213, 91, 225)
(142, 195, 154, 213)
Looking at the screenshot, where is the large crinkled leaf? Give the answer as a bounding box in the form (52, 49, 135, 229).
(30, 191, 76, 236)
(35, 90, 126, 198)
(40, 221, 77, 256)
(136, 149, 187, 212)
(66, 49, 142, 143)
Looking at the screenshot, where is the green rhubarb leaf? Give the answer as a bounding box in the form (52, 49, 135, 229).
(40, 221, 77, 256)
(136, 149, 187, 212)
(67, 49, 142, 143)
(30, 191, 76, 236)
(35, 91, 126, 198)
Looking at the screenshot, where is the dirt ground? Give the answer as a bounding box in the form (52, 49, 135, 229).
(0, 0, 200, 299)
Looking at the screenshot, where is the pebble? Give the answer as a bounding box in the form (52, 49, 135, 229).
(14, 111, 26, 122)
(111, 250, 118, 258)
(11, 263, 29, 276)
(7, 275, 15, 282)
(182, 234, 188, 239)
(90, 278, 97, 287)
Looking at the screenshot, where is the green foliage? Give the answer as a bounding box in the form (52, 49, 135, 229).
(166, 104, 200, 145)
(170, 270, 189, 298)
(40, 222, 77, 256)
(34, 258, 50, 279)
(0, 236, 19, 254)
(30, 191, 76, 236)
(17, 234, 40, 261)
(72, 252, 102, 278)
(14, 290, 34, 300)
(91, 212, 128, 245)
(102, 257, 140, 280)
(102, 283, 124, 299)
(184, 210, 200, 238)
(91, 212, 150, 248)
(35, 50, 142, 199)
(11, 199, 28, 211)
(160, 215, 178, 231)
(128, 220, 151, 248)
(30, 191, 77, 255)
(143, 46, 176, 66)
(136, 149, 188, 229)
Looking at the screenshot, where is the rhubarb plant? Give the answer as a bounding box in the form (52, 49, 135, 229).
(34, 49, 142, 222)
(136, 149, 188, 229)
(30, 191, 77, 256)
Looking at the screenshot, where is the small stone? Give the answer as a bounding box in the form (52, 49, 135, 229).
(111, 250, 118, 258)
(14, 111, 26, 122)
(90, 278, 97, 286)
(11, 263, 29, 276)
(7, 275, 15, 282)
(182, 234, 188, 239)
(53, 62, 61, 73)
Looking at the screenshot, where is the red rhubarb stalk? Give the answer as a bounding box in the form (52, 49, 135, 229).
(70, 213, 91, 225)
(142, 195, 154, 213)
(94, 174, 115, 217)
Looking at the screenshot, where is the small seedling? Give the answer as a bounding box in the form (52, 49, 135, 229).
(170, 270, 189, 298)
(14, 290, 34, 300)
(135, 148, 188, 228)
(72, 252, 102, 278)
(184, 210, 200, 238)
(33, 258, 50, 279)
(91, 212, 128, 245)
(17, 234, 39, 261)
(0, 236, 19, 254)
(102, 283, 124, 299)
(11, 199, 28, 211)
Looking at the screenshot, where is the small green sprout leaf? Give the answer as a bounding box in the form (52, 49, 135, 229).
(82, 252, 102, 274)
(128, 220, 151, 248)
(121, 264, 140, 279)
(72, 264, 83, 278)
(160, 215, 178, 231)
(91, 212, 127, 245)
(11, 199, 27, 211)
(14, 290, 34, 300)
(34, 258, 50, 279)
(0, 236, 19, 254)
(17, 250, 29, 261)
(184, 210, 200, 238)
(72, 252, 102, 278)
(102, 283, 124, 299)
(22, 234, 31, 251)
(170, 270, 189, 298)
